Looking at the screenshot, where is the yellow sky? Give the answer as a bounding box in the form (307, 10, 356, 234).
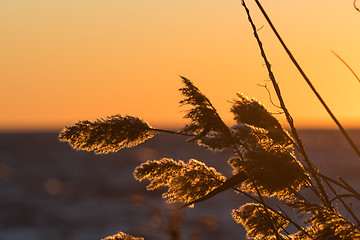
(1, 0, 359, 131)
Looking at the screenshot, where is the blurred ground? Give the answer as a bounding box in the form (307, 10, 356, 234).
(0, 129, 359, 240)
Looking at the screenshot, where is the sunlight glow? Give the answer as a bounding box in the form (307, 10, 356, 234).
(1, 0, 359, 130)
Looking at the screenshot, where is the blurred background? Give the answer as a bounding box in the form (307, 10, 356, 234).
(1, 130, 360, 240)
(1, 0, 359, 239)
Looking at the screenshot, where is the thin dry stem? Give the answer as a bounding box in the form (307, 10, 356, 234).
(325, 179, 360, 227)
(253, 0, 360, 158)
(331, 50, 360, 83)
(241, 0, 334, 212)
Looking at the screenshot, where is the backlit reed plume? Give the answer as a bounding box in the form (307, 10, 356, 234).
(286, 198, 360, 239)
(102, 231, 144, 240)
(231, 93, 292, 147)
(59, 115, 156, 154)
(134, 158, 225, 206)
(229, 148, 309, 199)
(179, 76, 230, 144)
(232, 203, 288, 240)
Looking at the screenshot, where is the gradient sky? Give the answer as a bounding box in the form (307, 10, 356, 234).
(1, 0, 359, 131)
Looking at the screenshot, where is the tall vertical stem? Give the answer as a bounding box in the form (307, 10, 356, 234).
(240, 0, 334, 211)
(253, 0, 360, 158)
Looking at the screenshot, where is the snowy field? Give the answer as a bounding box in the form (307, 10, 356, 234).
(0, 129, 359, 240)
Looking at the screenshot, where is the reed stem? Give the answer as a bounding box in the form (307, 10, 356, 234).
(253, 0, 360, 158)
(241, 0, 334, 212)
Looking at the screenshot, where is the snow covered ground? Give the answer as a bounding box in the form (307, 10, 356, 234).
(0, 130, 359, 240)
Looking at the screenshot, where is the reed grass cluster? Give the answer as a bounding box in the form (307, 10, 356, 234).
(59, 1, 360, 239)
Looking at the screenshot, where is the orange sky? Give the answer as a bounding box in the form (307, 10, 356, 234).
(1, 0, 359, 131)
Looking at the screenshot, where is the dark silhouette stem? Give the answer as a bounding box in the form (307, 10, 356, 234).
(325, 180, 360, 227)
(233, 187, 310, 237)
(253, 0, 360, 159)
(330, 194, 358, 202)
(151, 128, 194, 136)
(338, 176, 360, 199)
(312, 172, 360, 200)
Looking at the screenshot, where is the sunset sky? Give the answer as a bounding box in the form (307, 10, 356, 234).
(1, 0, 359, 131)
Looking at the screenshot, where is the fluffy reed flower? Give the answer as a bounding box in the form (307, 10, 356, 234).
(102, 231, 144, 240)
(181, 171, 248, 208)
(309, 215, 360, 240)
(134, 158, 225, 206)
(134, 158, 185, 190)
(231, 93, 280, 129)
(59, 115, 156, 154)
(232, 203, 289, 239)
(179, 76, 229, 143)
(229, 147, 309, 199)
(230, 123, 271, 150)
(287, 199, 360, 239)
(231, 93, 292, 147)
(289, 213, 360, 240)
(198, 123, 273, 152)
(196, 130, 233, 151)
